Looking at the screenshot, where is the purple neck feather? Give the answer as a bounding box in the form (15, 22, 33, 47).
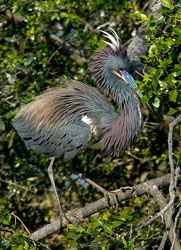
(90, 46, 142, 157)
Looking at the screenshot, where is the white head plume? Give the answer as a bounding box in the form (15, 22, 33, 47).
(101, 28, 121, 51)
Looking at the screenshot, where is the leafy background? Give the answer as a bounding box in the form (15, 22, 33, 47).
(0, 0, 180, 249)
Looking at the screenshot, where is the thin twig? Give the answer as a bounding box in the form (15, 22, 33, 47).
(126, 151, 142, 161)
(48, 44, 63, 64)
(142, 196, 174, 228)
(11, 212, 31, 235)
(0, 226, 13, 233)
(158, 114, 181, 250)
(1, 179, 33, 192)
(158, 230, 169, 250)
(11, 212, 36, 246)
(171, 203, 181, 250)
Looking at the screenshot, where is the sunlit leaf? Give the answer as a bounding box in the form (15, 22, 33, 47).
(103, 225, 113, 235)
(169, 89, 178, 102)
(67, 223, 75, 230)
(140, 13, 148, 22)
(160, 0, 174, 9)
(153, 97, 160, 108)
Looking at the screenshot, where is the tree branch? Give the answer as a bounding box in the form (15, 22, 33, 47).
(165, 114, 181, 250)
(30, 173, 176, 241)
(146, 114, 181, 250)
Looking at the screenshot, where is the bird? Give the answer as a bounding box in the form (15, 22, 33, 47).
(13, 29, 143, 220)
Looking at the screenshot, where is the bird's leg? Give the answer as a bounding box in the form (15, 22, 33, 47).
(48, 160, 83, 226)
(78, 173, 119, 210)
(47, 157, 64, 220)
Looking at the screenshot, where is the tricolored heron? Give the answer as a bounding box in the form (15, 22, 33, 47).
(13, 29, 143, 220)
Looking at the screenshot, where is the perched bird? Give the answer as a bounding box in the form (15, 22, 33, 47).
(13, 29, 143, 219)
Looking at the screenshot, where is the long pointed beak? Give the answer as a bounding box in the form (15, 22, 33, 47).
(121, 70, 138, 89)
(122, 71, 153, 112)
(112, 70, 152, 112)
(113, 70, 143, 99)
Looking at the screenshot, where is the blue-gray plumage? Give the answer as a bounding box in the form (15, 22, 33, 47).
(13, 29, 143, 218)
(13, 29, 142, 160)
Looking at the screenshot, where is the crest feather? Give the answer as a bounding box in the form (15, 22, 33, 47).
(100, 28, 121, 52)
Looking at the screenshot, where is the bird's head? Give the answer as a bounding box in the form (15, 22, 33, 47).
(90, 29, 142, 100)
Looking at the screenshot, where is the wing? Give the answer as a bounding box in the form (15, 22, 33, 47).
(14, 116, 91, 161)
(13, 81, 117, 160)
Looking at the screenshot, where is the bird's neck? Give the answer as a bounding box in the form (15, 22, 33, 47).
(102, 76, 134, 107)
(102, 78, 142, 157)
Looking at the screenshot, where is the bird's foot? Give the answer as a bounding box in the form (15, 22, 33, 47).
(102, 186, 134, 211)
(56, 202, 83, 227)
(113, 186, 134, 193)
(66, 213, 84, 226)
(78, 174, 120, 210)
(102, 190, 119, 211)
(56, 211, 68, 227)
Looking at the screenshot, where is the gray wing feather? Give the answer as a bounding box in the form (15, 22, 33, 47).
(13, 117, 91, 161)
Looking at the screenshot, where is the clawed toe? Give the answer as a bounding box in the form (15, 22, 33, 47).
(111, 186, 134, 194)
(77, 173, 135, 212)
(67, 214, 84, 225)
(102, 190, 119, 211)
(56, 212, 81, 227)
(119, 186, 134, 193)
(102, 187, 134, 211)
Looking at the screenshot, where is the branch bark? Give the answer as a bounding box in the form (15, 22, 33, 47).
(30, 173, 176, 241)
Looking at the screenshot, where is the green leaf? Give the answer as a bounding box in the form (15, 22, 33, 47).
(119, 216, 126, 222)
(0, 212, 11, 225)
(140, 14, 148, 22)
(103, 225, 113, 235)
(89, 220, 101, 228)
(64, 232, 77, 240)
(121, 236, 128, 247)
(176, 12, 181, 19)
(23, 241, 29, 250)
(12, 246, 23, 250)
(0, 121, 5, 131)
(167, 107, 177, 115)
(134, 197, 144, 207)
(160, 0, 174, 9)
(102, 213, 110, 221)
(169, 89, 178, 102)
(67, 223, 75, 230)
(141, 95, 149, 105)
(76, 226, 86, 233)
(148, 44, 157, 57)
(112, 220, 123, 228)
(153, 97, 160, 108)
